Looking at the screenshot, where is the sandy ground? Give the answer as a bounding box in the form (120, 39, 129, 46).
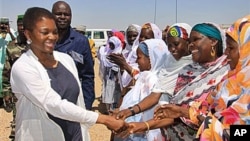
(0, 58, 111, 141)
(0, 109, 13, 141)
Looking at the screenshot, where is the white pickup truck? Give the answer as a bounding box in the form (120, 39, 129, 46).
(86, 29, 112, 50)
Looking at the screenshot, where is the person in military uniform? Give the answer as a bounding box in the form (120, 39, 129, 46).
(0, 17, 16, 107)
(1, 14, 28, 140)
(0, 17, 16, 42)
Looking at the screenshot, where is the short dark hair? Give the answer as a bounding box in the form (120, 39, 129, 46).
(23, 7, 55, 31)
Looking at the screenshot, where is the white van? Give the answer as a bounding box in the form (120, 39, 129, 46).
(86, 29, 112, 50)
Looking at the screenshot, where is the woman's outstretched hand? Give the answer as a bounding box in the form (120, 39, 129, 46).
(154, 104, 182, 120)
(97, 114, 129, 133)
(115, 109, 132, 120)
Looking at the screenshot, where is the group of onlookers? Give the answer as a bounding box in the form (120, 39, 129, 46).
(98, 16, 250, 141)
(0, 0, 249, 141)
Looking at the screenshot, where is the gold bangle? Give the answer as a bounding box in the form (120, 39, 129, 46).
(131, 68, 135, 76)
(144, 121, 150, 132)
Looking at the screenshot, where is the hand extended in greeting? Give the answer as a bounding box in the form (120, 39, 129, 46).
(115, 108, 132, 120)
(105, 116, 129, 133)
(107, 53, 127, 69)
(154, 104, 183, 120)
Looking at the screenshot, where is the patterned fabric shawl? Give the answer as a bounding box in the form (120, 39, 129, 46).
(196, 15, 250, 141)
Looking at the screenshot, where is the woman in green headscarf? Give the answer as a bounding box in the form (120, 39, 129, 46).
(151, 23, 229, 141)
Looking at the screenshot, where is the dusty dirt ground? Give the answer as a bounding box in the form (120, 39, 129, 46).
(0, 58, 111, 141)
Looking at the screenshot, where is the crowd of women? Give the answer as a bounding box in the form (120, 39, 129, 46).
(1, 1, 249, 140)
(98, 15, 250, 141)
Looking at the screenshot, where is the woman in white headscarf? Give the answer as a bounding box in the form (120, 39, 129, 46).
(100, 36, 123, 112)
(154, 23, 193, 97)
(114, 39, 169, 141)
(122, 24, 141, 59)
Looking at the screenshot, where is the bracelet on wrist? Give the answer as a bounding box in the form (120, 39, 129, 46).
(128, 107, 135, 116)
(144, 121, 150, 132)
(134, 104, 141, 113)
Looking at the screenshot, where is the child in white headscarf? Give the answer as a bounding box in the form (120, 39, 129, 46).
(100, 36, 123, 112)
(114, 39, 169, 141)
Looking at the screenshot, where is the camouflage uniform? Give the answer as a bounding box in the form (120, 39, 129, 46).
(0, 38, 7, 100)
(2, 40, 28, 112)
(0, 17, 16, 104)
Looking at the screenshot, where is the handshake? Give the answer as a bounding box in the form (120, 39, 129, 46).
(104, 108, 151, 139)
(104, 103, 187, 139)
(103, 109, 131, 139)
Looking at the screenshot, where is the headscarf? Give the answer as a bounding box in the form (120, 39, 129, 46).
(113, 31, 125, 49)
(126, 24, 140, 33)
(153, 23, 193, 95)
(196, 15, 250, 141)
(121, 23, 162, 87)
(167, 23, 192, 40)
(192, 23, 222, 41)
(122, 24, 141, 58)
(138, 42, 149, 56)
(120, 39, 169, 140)
(193, 22, 227, 52)
(102, 36, 123, 67)
(132, 23, 162, 47)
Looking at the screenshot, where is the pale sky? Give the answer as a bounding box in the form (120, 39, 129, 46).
(1, 0, 250, 31)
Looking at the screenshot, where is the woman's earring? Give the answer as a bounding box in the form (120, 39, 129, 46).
(211, 46, 216, 57)
(26, 39, 32, 45)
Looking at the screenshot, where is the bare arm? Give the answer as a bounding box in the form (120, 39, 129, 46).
(116, 92, 162, 120)
(154, 104, 190, 120)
